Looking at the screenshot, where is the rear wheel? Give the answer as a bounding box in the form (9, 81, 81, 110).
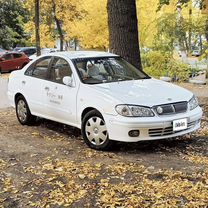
(15, 95, 36, 125)
(81, 110, 113, 150)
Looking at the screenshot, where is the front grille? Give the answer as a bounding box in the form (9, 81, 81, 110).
(153, 102, 188, 116)
(148, 120, 199, 137)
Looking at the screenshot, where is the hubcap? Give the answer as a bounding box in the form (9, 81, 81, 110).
(17, 100, 27, 122)
(85, 117, 108, 146)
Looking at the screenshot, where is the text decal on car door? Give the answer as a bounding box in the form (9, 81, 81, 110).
(47, 92, 63, 105)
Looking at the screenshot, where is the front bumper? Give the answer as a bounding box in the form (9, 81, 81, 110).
(104, 106, 203, 142)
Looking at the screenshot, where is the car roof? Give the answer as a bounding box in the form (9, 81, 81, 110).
(41, 51, 119, 59)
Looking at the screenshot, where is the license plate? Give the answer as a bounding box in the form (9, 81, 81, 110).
(173, 118, 187, 131)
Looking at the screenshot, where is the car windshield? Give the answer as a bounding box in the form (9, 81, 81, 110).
(73, 57, 150, 84)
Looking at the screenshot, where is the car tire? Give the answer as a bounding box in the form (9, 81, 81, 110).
(81, 110, 113, 150)
(15, 95, 36, 125)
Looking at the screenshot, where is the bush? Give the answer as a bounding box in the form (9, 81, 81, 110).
(142, 51, 191, 81)
(167, 60, 191, 81)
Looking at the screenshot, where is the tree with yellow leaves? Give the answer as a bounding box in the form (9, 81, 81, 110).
(25, 0, 82, 49)
(65, 0, 108, 50)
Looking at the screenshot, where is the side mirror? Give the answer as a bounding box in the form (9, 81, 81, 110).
(63, 76, 73, 87)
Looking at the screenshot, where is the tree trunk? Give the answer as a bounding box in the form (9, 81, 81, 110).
(206, 18, 208, 43)
(52, 0, 64, 51)
(199, 34, 203, 52)
(54, 16, 64, 51)
(188, 5, 192, 53)
(107, 0, 142, 70)
(35, 0, 41, 56)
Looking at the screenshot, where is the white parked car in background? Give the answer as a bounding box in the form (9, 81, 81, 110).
(192, 50, 201, 57)
(29, 48, 59, 61)
(8, 51, 203, 150)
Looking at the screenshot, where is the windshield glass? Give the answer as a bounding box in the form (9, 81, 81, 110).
(73, 57, 150, 84)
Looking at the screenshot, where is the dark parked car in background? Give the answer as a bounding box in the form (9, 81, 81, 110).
(0, 52, 30, 73)
(13, 47, 36, 57)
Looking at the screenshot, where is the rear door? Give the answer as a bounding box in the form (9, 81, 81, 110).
(23, 56, 52, 116)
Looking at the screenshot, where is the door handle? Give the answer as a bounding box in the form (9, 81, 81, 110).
(22, 81, 26, 85)
(45, 86, 50, 91)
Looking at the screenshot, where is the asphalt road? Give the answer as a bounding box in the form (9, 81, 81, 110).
(0, 77, 10, 109)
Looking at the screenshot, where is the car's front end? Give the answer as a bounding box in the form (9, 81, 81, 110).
(104, 96, 202, 142)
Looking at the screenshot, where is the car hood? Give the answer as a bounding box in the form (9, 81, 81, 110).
(91, 78, 193, 107)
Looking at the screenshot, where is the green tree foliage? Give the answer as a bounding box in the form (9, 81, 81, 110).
(159, 0, 208, 42)
(0, 0, 28, 49)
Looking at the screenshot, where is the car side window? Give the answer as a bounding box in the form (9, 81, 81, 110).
(2, 54, 13, 60)
(50, 57, 72, 84)
(25, 57, 52, 79)
(13, 53, 22, 59)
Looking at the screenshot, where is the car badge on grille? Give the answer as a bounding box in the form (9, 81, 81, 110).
(167, 98, 172, 101)
(157, 106, 163, 114)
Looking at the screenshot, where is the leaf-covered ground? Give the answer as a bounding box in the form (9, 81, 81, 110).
(0, 104, 208, 207)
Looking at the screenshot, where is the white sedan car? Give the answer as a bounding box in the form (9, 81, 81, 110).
(8, 51, 203, 150)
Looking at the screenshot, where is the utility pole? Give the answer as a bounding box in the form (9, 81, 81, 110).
(35, 0, 41, 56)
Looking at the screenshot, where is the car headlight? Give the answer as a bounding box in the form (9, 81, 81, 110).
(189, 95, 198, 110)
(115, 105, 155, 117)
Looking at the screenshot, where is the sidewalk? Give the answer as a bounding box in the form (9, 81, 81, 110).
(0, 77, 10, 108)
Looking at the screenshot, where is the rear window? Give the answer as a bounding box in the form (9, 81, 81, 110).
(25, 56, 52, 80)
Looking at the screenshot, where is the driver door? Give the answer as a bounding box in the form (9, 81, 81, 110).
(44, 57, 78, 125)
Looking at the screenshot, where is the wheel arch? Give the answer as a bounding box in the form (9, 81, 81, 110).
(81, 107, 102, 121)
(14, 93, 25, 104)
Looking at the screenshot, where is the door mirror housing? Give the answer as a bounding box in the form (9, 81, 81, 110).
(63, 76, 73, 87)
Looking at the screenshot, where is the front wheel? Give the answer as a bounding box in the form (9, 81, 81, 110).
(15, 96, 36, 125)
(81, 110, 113, 150)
